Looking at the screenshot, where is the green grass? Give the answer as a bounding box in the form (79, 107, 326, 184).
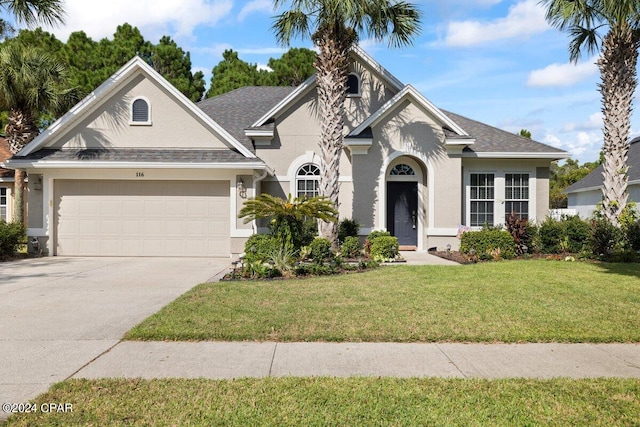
(4, 378, 639, 426)
(125, 260, 640, 343)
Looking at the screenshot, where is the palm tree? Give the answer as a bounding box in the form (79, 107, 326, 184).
(0, 0, 65, 224)
(542, 0, 640, 226)
(239, 193, 338, 249)
(272, 0, 421, 245)
(0, 43, 77, 224)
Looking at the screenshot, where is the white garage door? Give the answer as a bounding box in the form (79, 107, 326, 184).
(54, 180, 230, 256)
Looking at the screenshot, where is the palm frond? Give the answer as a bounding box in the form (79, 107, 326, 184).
(1, 0, 65, 27)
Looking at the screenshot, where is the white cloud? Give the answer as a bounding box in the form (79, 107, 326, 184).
(238, 0, 273, 22)
(45, 0, 233, 42)
(544, 131, 601, 159)
(444, 0, 548, 47)
(561, 112, 602, 132)
(527, 60, 597, 87)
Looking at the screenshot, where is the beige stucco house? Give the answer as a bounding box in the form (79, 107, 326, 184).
(0, 138, 16, 223)
(3, 48, 568, 257)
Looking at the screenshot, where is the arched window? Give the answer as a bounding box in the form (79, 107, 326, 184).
(131, 98, 150, 123)
(390, 164, 415, 176)
(296, 164, 320, 198)
(346, 73, 360, 96)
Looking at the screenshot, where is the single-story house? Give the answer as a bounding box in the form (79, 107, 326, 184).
(565, 136, 640, 218)
(3, 47, 568, 257)
(0, 138, 15, 223)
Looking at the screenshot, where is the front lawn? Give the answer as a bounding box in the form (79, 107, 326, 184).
(5, 378, 639, 426)
(125, 260, 640, 342)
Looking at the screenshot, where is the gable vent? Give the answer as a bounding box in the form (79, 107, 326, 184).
(132, 99, 149, 122)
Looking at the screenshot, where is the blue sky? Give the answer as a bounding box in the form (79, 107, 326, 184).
(25, 0, 640, 163)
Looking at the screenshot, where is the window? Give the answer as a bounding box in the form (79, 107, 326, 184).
(346, 73, 360, 96)
(296, 164, 320, 198)
(390, 164, 415, 176)
(0, 187, 7, 221)
(470, 173, 494, 227)
(131, 98, 150, 123)
(505, 173, 529, 220)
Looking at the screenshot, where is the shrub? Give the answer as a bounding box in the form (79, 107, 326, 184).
(590, 219, 623, 257)
(309, 237, 333, 263)
(294, 262, 338, 276)
(505, 212, 535, 255)
(369, 235, 399, 261)
(563, 215, 591, 253)
(299, 217, 319, 247)
(244, 234, 279, 263)
(338, 218, 360, 242)
(538, 218, 564, 254)
(0, 221, 26, 258)
(459, 229, 516, 260)
(340, 236, 361, 258)
(625, 219, 640, 251)
(367, 230, 391, 241)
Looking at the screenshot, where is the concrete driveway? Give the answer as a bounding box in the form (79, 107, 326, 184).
(0, 256, 229, 411)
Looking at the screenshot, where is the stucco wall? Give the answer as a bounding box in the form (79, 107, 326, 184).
(568, 183, 639, 219)
(49, 74, 230, 150)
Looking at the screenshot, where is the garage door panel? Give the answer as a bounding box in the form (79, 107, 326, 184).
(55, 180, 230, 257)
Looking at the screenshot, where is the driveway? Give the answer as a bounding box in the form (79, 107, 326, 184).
(0, 257, 229, 412)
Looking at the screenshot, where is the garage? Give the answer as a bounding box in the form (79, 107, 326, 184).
(54, 180, 230, 256)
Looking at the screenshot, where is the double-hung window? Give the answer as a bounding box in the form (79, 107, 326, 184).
(470, 173, 494, 227)
(505, 173, 529, 219)
(296, 164, 320, 198)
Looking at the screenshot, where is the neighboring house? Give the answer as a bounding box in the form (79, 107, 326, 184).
(0, 138, 15, 223)
(565, 136, 640, 218)
(2, 48, 568, 257)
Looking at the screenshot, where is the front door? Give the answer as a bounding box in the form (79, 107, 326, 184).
(387, 182, 418, 246)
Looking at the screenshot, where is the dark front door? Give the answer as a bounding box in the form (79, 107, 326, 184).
(387, 182, 418, 246)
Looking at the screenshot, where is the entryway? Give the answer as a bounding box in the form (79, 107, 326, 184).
(387, 181, 418, 246)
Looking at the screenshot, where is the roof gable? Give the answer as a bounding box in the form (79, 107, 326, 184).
(19, 57, 255, 159)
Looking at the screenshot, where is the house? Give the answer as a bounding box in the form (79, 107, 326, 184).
(2, 48, 568, 257)
(0, 138, 15, 223)
(565, 136, 640, 218)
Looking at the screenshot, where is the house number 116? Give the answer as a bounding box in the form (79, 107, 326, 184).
(136, 172, 144, 177)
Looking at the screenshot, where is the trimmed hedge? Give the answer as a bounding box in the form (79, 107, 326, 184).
(340, 236, 361, 258)
(460, 229, 516, 260)
(309, 237, 333, 263)
(369, 235, 399, 261)
(244, 234, 279, 263)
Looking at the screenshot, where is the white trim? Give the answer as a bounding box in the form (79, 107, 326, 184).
(349, 85, 470, 139)
(244, 129, 274, 137)
(378, 151, 433, 251)
(251, 46, 404, 128)
(129, 96, 152, 125)
(4, 160, 269, 170)
(275, 175, 353, 183)
(0, 177, 15, 182)
(18, 56, 256, 159)
(565, 180, 640, 195)
(463, 151, 570, 159)
(344, 138, 372, 155)
(446, 137, 475, 145)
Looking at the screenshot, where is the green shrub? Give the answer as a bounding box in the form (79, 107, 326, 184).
(299, 218, 319, 247)
(0, 221, 26, 258)
(367, 230, 391, 242)
(563, 216, 591, 253)
(309, 237, 333, 263)
(626, 219, 640, 251)
(538, 218, 564, 254)
(340, 236, 361, 258)
(459, 229, 516, 260)
(294, 262, 338, 276)
(244, 234, 279, 263)
(338, 218, 360, 242)
(369, 235, 399, 261)
(590, 219, 623, 257)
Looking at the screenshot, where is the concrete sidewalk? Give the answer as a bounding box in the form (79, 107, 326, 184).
(74, 341, 640, 380)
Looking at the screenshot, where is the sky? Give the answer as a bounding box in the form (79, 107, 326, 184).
(15, 0, 640, 164)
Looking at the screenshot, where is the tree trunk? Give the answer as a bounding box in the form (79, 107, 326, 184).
(13, 169, 26, 224)
(313, 27, 356, 247)
(598, 29, 639, 226)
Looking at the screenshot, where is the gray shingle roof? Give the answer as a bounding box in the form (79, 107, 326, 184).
(442, 110, 567, 154)
(565, 137, 640, 193)
(198, 87, 297, 153)
(13, 148, 260, 163)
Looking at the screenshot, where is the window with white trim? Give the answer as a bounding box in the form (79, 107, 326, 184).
(296, 164, 320, 198)
(470, 173, 494, 227)
(346, 73, 360, 96)
(0, 187, 7, 221)
(505, 173, 529, 220)
(131, 98, 150, 123)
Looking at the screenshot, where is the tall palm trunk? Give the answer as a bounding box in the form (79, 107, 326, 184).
(313, 26, 356, 245)
(598, 28, 639, 226)
(6, 108, 39, 225)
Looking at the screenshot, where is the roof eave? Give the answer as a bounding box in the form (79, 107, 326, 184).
(462, 151, 570, 159)
(3, 159, 269, 170)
